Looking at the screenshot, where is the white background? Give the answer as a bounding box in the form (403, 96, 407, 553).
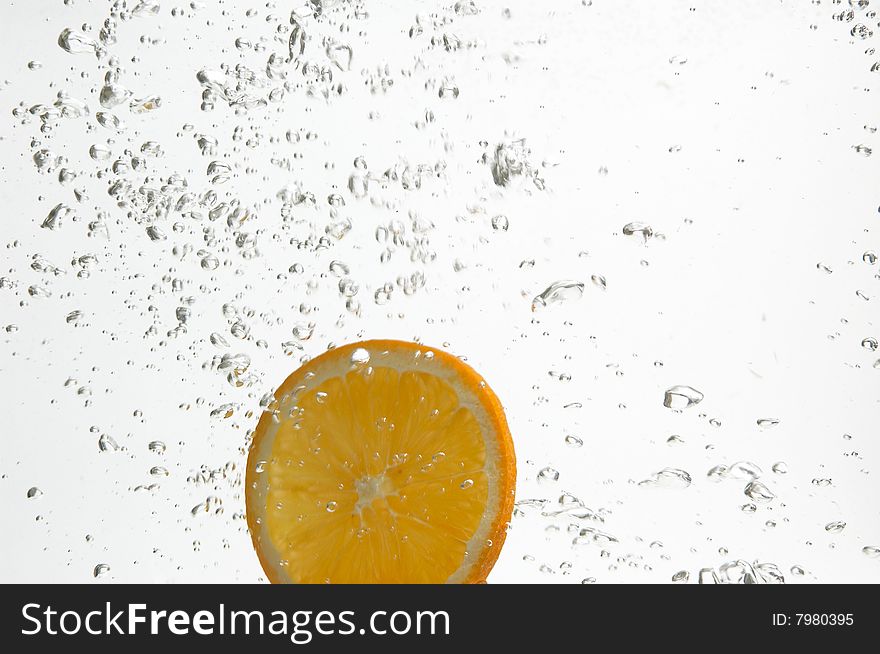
(1, 0, 878, 583)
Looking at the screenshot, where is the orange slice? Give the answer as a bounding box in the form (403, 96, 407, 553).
(245, 339, 516, 583)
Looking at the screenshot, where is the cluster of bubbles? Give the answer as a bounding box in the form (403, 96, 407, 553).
(3, 0, 879, 583)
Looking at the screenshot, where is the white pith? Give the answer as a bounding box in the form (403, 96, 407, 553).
(353, 473, 395, 514)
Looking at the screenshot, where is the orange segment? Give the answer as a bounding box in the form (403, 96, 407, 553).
(245, 340, 516, 583)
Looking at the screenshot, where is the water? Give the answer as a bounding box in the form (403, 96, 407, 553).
(57, 28, 99, 55)
(537, 467, 560, 486)
(639, 468, 693, 489)
(41, 203, 74, 231)
(531, 280, 585, 312)
(662, 385, 704, 410)
(93, 563, 111, 578)
(2, 0, 879, 584)
(744, 480, 776, 503)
